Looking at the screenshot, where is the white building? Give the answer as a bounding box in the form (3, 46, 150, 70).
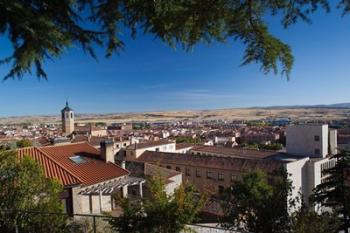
(284, 124, 338, 210)
(125, 139, 176, 160)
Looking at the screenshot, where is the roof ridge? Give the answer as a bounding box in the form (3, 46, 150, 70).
(108, 162, 130, 175)
(35, 146, 83, 184)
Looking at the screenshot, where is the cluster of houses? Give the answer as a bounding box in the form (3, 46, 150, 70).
(10, 102, 341, 218)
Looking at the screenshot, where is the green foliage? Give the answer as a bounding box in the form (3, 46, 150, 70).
(260, 143, 283, 150)
(311, 150, 350, 233)
(1, 1, 347, 80)
(0, 149, 68, 233)
(240, 142, 283, 151)
(290, 206, 340, 233)
(175, 136, 200, 144)
(221, 169, 293, 233)
(132, 124, 151, 130)
(16, 139, 33, 148)
(109, 175, 206, 233)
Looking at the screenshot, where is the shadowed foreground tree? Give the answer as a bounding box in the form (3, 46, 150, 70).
(221, 169, 294, 233)
(16, 138, 33, 148)
(109, 175, 206, 233)
(222, 169, 343, 233)
(311, 150, 350, 233)
(290, 205, 339, 233)
(1, 1, 349, 80)
(0, 149, 68, 233)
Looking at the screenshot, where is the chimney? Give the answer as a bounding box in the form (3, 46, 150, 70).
(100, 140, 115, 163)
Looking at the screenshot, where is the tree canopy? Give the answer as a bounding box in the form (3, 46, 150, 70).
(0, 1, 348, 80)
(16, 138, 33, 148)
(221, 169, 293, 233)
(311, 151, 350, 233)
(109, 174, 206, 233)
(0, 149, 68, 233)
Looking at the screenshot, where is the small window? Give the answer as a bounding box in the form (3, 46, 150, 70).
(314, 135, 320, 142)
(231, 174, 238, 182)
(70, 112, 73, 118)
(186, 168, 191, 176)
(116, 144, 120, 148)
(315, 148, 320, 155)
(176, 167, 181, 172)
(155, 148, 160, 152)
(196, 169, 201, 177)
(218, 173, 224, 181)
(207, 171, 214, 179)
(166, 165, 172, 169)
(123, 143, 127, 147)
(218, 185, 225, 194)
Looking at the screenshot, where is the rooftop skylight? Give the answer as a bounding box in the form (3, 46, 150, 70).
(70, 155, 87, 164)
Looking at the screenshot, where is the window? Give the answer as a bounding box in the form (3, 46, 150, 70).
(314, 148, 320, 155)
(207, 171, 214, 179)
(218, 185, 225, 194)
(231, 174, 238, 182)
(196, 169, 201, 177)
(166, 165, 172, 169)
(218, 173, 224, 181)
(123, 143, 127, 147)
(116, 144, 120, 148)
(70, 155, 87, 164)
(186, 168, 191, 176)
(155, 148, 160, 152)
(314, 135, 320, 142)
(176, 167, 181, 172)
(70, 112, 73, 118)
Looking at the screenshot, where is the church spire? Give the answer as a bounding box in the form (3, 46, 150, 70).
(61, 100, 73, 112)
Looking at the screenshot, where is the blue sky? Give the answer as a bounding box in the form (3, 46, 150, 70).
(1, 7, 350, 116)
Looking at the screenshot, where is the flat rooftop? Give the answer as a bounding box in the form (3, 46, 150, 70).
(191, 145, 284, 159)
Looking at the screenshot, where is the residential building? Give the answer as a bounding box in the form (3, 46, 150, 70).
(125, 139, 176, 160)
(126, 124, 338, 213)
(17, 142, 145, 215)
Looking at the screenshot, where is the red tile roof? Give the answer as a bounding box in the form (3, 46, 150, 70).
(17, 147, 81, 186)
(18, 143, 129, 187)
(136, 151, 283, 174)
(191, 145, 280, 159)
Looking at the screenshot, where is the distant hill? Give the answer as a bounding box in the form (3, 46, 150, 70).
(1, 103, 350, 124)
(257, 103, 350, 109)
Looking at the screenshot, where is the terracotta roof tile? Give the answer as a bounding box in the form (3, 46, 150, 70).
(18, 143, 129, 187)
(40, 143, 129, 186)
(191, 145, 282, 159)
(136, 151, 283, 173)
(17, 147, 81, 186)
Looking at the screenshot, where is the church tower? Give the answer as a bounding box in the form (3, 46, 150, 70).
(61, 101, 75, 135)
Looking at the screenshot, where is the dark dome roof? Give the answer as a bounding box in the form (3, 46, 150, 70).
(61, 101, 73, 112)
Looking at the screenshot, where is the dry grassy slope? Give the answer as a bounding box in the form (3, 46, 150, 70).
(1, 108, 350, 124)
